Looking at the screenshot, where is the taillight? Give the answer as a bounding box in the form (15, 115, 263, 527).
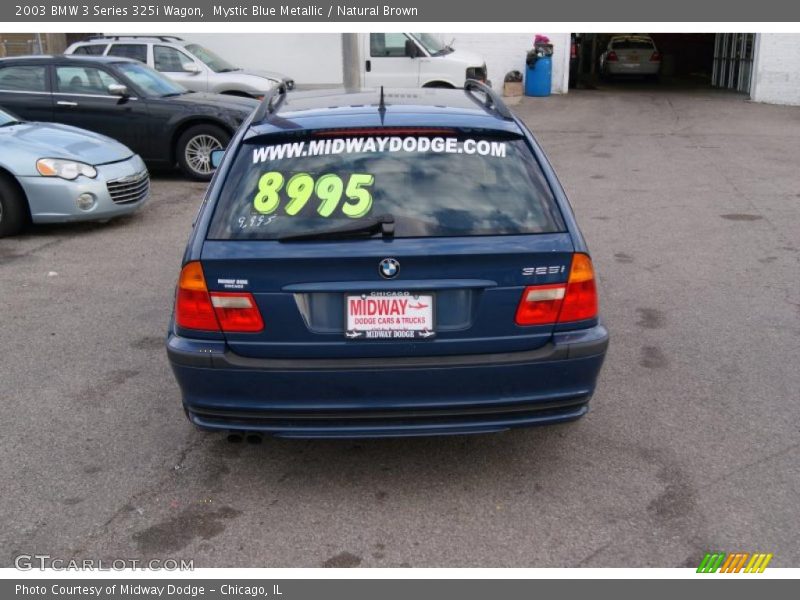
(175, 262, 264, 333)
(176, 261, 219, 331)
(515, 284, 566, 326)
(607, 51, 618, 62)
(571, 42, 578, 59)
(515, 254, 598, 326)
(210, 292, 264, 332)
(558, 253, 598, 322)
(650, 51, 662, 62)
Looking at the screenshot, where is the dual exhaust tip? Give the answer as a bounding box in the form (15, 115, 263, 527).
(227, 432, 263, 444)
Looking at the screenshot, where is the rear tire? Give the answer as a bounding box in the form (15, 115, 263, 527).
(176, 124, 231, 181)
(0, 175, 27, 238)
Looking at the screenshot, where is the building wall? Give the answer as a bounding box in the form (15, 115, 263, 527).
(179, 33, 570, 93)
(439, 33, 570, 94)
(750, 33, 800, 106)
(178, 33, 344, 85)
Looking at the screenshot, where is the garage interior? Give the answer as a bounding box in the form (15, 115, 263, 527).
(571, 33, 756, 94)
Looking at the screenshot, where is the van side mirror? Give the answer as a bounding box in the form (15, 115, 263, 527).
(210, 149, 225, 168)
(183, 63, 202, 74)
(405, 39, 420, 58)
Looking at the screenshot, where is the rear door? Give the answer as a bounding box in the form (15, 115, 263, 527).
(0, 63, 53, 121)
(52, 64, 149, 156)
(201, 128, 574, 359)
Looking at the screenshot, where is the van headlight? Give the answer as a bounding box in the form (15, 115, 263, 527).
(466, 65, 488, 82)
(36, 158, 97, 180)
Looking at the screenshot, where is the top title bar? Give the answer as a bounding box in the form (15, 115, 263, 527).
(5, 0, 800, 22)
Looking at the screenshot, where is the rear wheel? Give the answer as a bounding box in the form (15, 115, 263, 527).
(176, 124, 231, 181)
(0, 175, 27, 238)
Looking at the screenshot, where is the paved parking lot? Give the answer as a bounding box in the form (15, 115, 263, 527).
(1, 87, 798, 568)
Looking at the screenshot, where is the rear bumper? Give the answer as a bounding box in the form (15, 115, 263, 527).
(607, 62, 660, 75)
(167, 325, 609, 438)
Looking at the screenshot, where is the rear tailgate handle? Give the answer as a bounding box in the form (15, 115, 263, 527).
(283, 279, 497, 293)
(57, 100, 78, 107)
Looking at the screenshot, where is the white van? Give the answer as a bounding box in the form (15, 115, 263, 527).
(363, 33, 488, 88)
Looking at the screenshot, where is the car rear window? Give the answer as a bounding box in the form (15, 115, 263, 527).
(72, 44, 108, 56)
(612, 39, 655, 50)
(107, 43, 148, 63)
(207, 130, 565, 240)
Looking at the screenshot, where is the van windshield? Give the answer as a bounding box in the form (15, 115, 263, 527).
(207, 131, 565, 240)
(412, 33, 452, 56)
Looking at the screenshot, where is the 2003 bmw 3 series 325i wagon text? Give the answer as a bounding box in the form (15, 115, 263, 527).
(166, 81, 609, 439)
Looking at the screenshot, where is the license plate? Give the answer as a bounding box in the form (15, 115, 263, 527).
(345, 292, 435, 340)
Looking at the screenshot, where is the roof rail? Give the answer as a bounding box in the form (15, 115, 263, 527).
(252, 82, 289, 122)
(86, 35, 184, 42)
(464, 79, 514, 120)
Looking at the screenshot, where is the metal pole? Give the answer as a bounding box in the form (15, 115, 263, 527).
(341, 33, 361, 89)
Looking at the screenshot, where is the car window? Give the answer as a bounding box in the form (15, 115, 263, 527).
(611, 39, 655, 50)
(56, 66, 120, 95)
(412, 33, 446, 55)
(370, 33, 411, 58)
(107, 44, 148, 63)
(154, 45, 193, 72)
(183, 44, 237, 73)
(207, 131, 565, 240)
(0, 107, 21, 124)
(0, 65, 48, 92)
(114, 61, 186, 96)
(72, 44, 108, 56)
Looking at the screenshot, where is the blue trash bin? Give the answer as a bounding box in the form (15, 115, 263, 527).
(525, 56, 552, 97)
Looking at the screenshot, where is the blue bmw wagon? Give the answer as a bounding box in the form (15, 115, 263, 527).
(167, 81, 609, 439)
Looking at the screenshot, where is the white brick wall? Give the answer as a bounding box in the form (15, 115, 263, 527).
(750, 34, 800, 106)
(441, 33, 570, 94)
(179, 33, 344, 85)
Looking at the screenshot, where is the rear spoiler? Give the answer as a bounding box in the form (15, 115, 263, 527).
(464, 79, 514, 121)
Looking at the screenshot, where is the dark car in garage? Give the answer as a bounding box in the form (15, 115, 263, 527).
(0, 55, 258, 179)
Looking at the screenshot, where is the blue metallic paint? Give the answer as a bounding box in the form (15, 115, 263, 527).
(167, 88, 609, 438)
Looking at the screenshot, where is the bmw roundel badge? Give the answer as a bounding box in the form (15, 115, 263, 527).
(379, 258, 400, 279)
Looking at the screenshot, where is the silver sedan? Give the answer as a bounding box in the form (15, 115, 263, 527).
(0, 107, 149, 237)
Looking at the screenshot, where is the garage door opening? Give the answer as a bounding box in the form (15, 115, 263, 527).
(570, 33, 756, 95)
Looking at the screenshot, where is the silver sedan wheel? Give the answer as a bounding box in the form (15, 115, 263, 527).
(184, 134, 223, 176)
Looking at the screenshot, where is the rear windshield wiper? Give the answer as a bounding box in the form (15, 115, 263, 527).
(278, 214, 395, 242)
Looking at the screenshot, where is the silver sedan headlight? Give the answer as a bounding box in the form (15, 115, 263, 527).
(36, 158, 97, 180)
